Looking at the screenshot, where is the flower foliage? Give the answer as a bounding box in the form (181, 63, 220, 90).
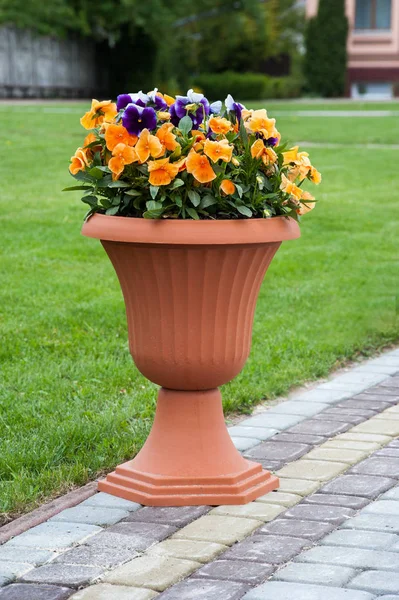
(65, 91, 321, 220)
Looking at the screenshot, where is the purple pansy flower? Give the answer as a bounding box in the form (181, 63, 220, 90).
(117, 91, 149, 112)
(266, 137, 279, 147)
(147, 88, 168, 111)
(225, 94, 245, 122)
(172, 89, 210, 128)
(122, 104, 157, 135)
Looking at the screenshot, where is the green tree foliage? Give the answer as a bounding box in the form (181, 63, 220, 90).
(305, 0, 348, 97)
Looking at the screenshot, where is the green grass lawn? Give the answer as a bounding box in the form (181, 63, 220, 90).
(1, 100, 398, 521)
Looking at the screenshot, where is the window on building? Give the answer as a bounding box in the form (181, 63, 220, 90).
(355, 0, 392, 30)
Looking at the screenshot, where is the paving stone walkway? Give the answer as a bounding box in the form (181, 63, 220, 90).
(0, 348, 399, 599)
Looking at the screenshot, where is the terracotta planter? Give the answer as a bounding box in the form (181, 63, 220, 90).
(82, 214, 300, 505)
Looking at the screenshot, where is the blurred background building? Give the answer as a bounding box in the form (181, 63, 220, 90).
(307, 0, 399, 98)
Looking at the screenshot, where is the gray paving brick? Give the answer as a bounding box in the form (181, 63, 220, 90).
(252, 459, 284, 471)
(381, 486, 399, 500)
(228, 426, 278, 440)
(380, 376, 399, 388)
(362, 387, 399, 398)
(388, 441, 399, 448)
(349, 457, 399, 478)
(296, 389, 353, 404)
(338, 399, 392, 411)
(0, 577, 10, 588)
(0, 562, 35, 579)
(341, 513, 399, 533)
(259, 518, 334, 540)
(0, 583, 72, 599)
(288, 419, 351, 436)
(127, 506, 210, 527)
(329, 372, 388, 387)
(158, 579, 249, 599)
(273, 562, 358, 586)
(303, 494, 369, 509)
(282, 504, 355, 525)
(20, 564, 103, 588)
(239, 414, 304, 430)
(0, 545, 56, 565)
(223, 534, 307, 564)
(312, 414, 364, 425)
(195, 559, 274, 584)
(377, 597, 399, 600)
(320, 529, 399, 549)
(266, 401, 329, 417)
(362, 500, 399, 517)
(242, 581, 375, 600)
(80, 493, 141, 512)
(50, 506, 129, 527)
(296, 545, 399, 570)
(6, 522, 102, 550)
(84, 522, 176, 551)
(376, 448, 399, 458)
(320, 474, 396, 498)
(323, 408, 377, 418)
(246, 441, 310, 462)
(231, 437, 260, 451)
(54, 544, 137, 568)
(270, 432, 326, 445)
(348, 570, 399, 595)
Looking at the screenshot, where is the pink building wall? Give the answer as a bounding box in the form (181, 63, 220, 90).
(306, 0, 399, 96)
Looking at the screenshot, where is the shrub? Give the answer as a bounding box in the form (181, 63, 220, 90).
(193, 71, 302, 102)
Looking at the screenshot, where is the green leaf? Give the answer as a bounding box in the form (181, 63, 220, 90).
(237, 205, 252, 218)
(89, 167, 104, 179)
(100, 197, 112, 209)
(62, 185, 93, 192)
(150, 185, 159, 199)
(171, 178, 184, 190)
(175, 195, 182, 207)
(178, 116, 193, 135)
(108, 180, 131, 188)
(95, 165, 111, 173)
(81, 195, 98, 208)
(143, 209, 164, 219)
(201, 194, 217, 209)
(146, 200, 162, 211)
(186, 207, 199, 220)
(105, 206, 120, 215)
(239, 118, 248, 146)
(124, 189, 142, 196)
(235, 184, 243, 198)
(73, 170, 95, 183)
(188, 190, 200, 207)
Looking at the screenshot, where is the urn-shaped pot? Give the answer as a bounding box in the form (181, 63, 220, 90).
(82, 214, 300, 505)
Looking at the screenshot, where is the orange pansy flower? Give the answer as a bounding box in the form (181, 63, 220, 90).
(108, 143, 137, 179)
(80, 99, 117, 130)
(156, 123, 179, 152)
(69, 147, 90, 175)
(220, 179, 235, 195)
(251, 140, 277, 165)
(163, 93, 176, 106)
(204, 139, 233, 163)
(280, 173, 303, 201)
(209, 116, 232, 135)
(186, 150, 216, 184)
(158, 111, 171, 121)
(135, 129, 164, 163)
(297, 191, 316, 215)
(148, 158, 180, 186)
(105, 124, 137, 151)
(246, 109, 280, 143)
(309, 166, 322, 184)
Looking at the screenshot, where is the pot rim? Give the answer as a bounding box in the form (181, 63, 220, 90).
(81, 214, 300, 245)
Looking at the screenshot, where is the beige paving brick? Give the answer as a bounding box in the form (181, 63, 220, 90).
(374, 412, 399, 420)
(103, 555, 200, 592)
(277, 478, 320, 496)
(304, 447, 367, 464)
(277, 459, 348, 482)
(71, 584, 158, 599)
(146, 539, 226, 563)
(350, 419, 399, 437)
(255, 491, 302, 507)
(209, 502, 285, 522)
(385, 405, 399, 413)
(335, 432, 392, 445)
(172, 515, 262, 545)
(323, 440, 380, 452)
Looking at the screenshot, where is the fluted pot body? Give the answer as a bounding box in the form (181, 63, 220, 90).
(82, 214, 300, 505)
